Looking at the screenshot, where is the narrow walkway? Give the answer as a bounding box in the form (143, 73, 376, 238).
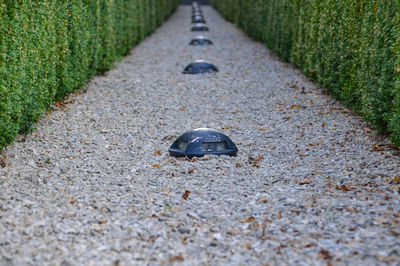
(0, 6, 399, 265)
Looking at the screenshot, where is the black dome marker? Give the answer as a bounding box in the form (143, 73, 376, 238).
(191, 24, 209, 32)
(189, 36, 213, 46)
(169, 128, 238, 158)
(192, 12, 203, 18)
(183, 60, 218, 74)
(192, 16, 206, 24)
(192, 7, 202, 13)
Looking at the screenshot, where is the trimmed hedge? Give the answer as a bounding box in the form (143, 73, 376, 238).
(0, 0, 179, 151)
(211, 0, 400, 147)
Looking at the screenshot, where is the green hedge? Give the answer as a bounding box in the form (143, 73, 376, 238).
(0, 0, 179, 151)
(211, 0, 400, 147)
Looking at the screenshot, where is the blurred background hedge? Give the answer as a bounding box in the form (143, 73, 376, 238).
(211, 0, 400, 147)
(0, 0, 179, 151)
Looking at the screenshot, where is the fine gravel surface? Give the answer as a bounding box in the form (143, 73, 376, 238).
(1, 5, 400, 265)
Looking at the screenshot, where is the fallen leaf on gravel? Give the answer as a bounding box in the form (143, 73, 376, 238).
(319, 249, 333, 260)
(162, 135, 176, 141)
(390, 229, 400, 236)
(154, 150, 162, 156)
(372, 144, 385, 151)
(169, 256, 184, 263)
(183, 190, 190, 200)
(161, 188, 171, 194)
(70, 198, 77, 205)
(179, 106, 187, 111)
(259, 127, 268, 131)
(224, 125, 231, 130)
(55, 101, 67, 109)
(336, 184, 356, 192)
(0, 157, 6, 168)
(182, 235, 189, 245)
(291, 104, 303, 109)
(257, 198, 268, 204)
(227, 229, 239, 235)
(151, 164, 160, 168)
(98, 219, 107, 224)
(345, 207, 358, 213)
(151, 214, 158, 218)
(235, 162, 242, 168)
(248, 155, 263, 166)
(393, 176, 400, 185)
(297, 179, 312, 185)
(240, 217, 256, 223)
(321, 122, 326, 128)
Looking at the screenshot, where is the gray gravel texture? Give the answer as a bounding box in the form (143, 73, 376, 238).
(1, 6, 400, 266)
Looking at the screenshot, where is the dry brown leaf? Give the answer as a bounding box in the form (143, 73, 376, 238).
(390, 229, 400, 237)
(179, 106, 187, 111)
(393, 176, 400, 185)
(235, 162, 242, 168)
(55, 101, 67, 109)
(151, 164, 160, 168)
(291, 104, 303, 109)
(0, 157, 6, 168)
(257, 198, 268, 204)
(182, 235, 189, 245)
(98, 219, 107, 224)
(259, 127, 269, 131)
(319, 249, 333, 260)
(161, 188, 171, 194)
(336, 184, 356, 192)
(154, 150, 162, 156)
(70, 198, 77, 205)
(183, 190, 190, 200)
(224, 125, 231, 130)
(321, 122, 326, 128)
(240, 216, 256, 223)
(169, 255, 184, 263)
(227, 228, 239, 235)
(372, 144, 385, 151)
(297, 179, 312, 185)
(248, 155, 264, 164)
(162, 135, 176, 141)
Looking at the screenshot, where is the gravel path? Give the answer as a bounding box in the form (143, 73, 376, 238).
(1, 6, 400, 265)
